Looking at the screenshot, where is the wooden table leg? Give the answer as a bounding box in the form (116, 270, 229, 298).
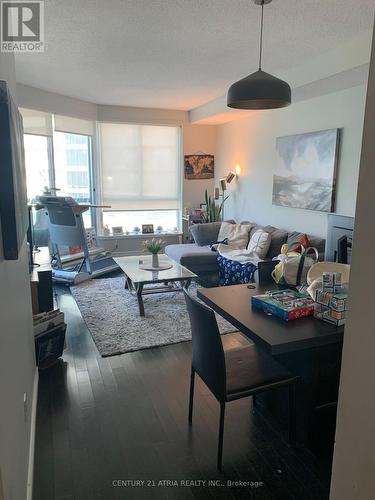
(136, 283, 145, 317)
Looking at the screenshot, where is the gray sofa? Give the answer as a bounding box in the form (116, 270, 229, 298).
(165, 221, 325, 285)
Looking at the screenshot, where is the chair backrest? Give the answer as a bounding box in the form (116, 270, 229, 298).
(183, 289, 226, 401)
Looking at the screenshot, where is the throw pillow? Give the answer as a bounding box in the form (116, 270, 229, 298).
(217, 221, 251, 249)
(247, 229, 271, 259)
(292, 234, 311, 253)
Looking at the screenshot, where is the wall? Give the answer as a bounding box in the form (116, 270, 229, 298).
(215, 84, 367, 238)
(183, 124, 216, 209)
(0, 57, 37, 499)
(329, 23, 375, 500)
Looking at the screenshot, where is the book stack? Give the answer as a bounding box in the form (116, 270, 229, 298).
(34, 309, 67, 369)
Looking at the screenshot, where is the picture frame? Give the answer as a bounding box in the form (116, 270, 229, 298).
(200, 203, 207, 212)
(142, 224, 154, 234)
(112, 226, 123, 235)
(184, 154, 214, 179)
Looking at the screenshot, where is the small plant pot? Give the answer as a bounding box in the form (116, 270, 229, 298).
(152, 254, 159, 268)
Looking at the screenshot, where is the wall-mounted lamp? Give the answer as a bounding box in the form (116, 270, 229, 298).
(235, 164, 241, 176)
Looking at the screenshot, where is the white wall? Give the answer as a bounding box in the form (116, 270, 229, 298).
(215, 84, 367, 238)
(0, 56, 37, 500)
(329, 23, 375, 500)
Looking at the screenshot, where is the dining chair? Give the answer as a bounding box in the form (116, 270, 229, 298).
(183, 289, 299, 470)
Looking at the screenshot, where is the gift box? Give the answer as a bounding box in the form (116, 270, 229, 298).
(314, 286, 348, 327)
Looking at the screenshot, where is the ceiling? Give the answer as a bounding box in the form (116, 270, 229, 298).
(15, 0, 374, 110)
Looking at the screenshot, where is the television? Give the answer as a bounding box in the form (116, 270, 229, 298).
(0, 80, 28, 260)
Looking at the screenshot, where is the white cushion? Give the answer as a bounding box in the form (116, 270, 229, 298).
(247, 229, 271, 259)
(217, 222, 251, 249)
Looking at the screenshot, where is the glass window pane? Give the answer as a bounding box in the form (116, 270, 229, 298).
(53, 131, 92, 226)
(24, 134, 50, 202)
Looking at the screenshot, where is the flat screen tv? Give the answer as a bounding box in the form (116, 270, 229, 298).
(0, 80, 28, 260)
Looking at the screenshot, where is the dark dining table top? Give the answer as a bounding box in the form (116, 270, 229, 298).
(197, 284, 344, 355)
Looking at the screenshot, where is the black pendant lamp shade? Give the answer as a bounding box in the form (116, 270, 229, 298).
(227, 0, 291, 110)
(227, 70, 291, 110)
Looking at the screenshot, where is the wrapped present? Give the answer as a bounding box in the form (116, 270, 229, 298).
(314, 286, 348, 327)
(322, 272, 343, 293)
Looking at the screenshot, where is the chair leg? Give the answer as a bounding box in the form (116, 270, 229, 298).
(188, 367, 195, 424)
(288, 382, 297, 447)
(217, 402, 226, 471)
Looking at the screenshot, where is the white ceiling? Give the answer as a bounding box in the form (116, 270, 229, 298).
(15, 0, 374, 110)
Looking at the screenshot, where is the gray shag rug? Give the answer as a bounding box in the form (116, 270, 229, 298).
(71, 277, 235, 357)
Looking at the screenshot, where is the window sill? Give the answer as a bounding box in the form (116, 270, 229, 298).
(97, 232, 182, 239)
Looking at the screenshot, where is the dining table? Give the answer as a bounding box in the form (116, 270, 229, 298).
(197, 283, 344, 453)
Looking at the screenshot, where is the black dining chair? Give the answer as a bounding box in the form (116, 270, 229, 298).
(183, 289, 299, 470)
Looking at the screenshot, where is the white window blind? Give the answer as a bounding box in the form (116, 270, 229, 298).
(19, 108, 53, 136)
(99, 123, 180, 211)
(54, 115, 95, 136)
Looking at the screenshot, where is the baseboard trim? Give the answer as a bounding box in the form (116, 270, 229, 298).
(26, 369, 39, 500)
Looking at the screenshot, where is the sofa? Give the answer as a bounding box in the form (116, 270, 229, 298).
(165, 221, 325, 285)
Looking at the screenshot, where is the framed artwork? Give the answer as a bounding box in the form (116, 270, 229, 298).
(142, 224, 154, 234)
(184, 154, 214, 179)
(112, 226, 123, 235)
(272, 129, 341, 212)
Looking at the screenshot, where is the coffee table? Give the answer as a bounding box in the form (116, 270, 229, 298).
(114, 254, 197, 317)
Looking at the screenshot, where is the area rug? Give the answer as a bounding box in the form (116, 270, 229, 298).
(71, 277, 235, 357)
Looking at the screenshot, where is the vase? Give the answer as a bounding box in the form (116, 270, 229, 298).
(152, 253, 159, 268)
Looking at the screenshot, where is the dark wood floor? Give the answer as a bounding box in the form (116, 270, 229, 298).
(33, 285, 331, 500)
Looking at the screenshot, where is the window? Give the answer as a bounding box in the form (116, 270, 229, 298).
(53, 131, 93, 226)
(99, 123, 181, 234)
(53, 132, 92, 203)
(24, 134, 51, 201)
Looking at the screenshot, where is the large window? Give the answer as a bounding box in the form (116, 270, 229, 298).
(99, 123, 181, 233)
(21, 109, 182, 236)
(24, 134, 51, 201)
(21, 108, 95, 228)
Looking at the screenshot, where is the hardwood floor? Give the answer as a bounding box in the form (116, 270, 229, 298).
(33, 285, 331, 500)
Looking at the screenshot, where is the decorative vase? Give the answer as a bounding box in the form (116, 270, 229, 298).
(152, 253, 159, 268)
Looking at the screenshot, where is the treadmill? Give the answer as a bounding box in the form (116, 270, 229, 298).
(37, 195, 119, 284)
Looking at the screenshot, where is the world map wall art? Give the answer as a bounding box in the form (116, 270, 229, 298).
(272, 129, 341, 212)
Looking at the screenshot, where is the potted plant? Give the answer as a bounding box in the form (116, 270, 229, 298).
(202, 189, 228, 223)
(156, 225, 163, 233)
(133, 226, 140, 234)
(143, 238, 164, 267)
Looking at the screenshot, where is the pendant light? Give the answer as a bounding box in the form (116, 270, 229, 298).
(227, 0, 291, 110)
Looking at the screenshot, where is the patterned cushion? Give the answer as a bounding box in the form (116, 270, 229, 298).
(217, 255, 257, 286)
(247, 229, 271, 259)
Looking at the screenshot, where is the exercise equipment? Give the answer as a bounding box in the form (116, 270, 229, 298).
(36, 195, 119, 284)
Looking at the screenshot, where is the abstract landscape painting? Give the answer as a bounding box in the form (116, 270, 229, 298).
(184, 154, 214, 179)
(272, 129, 340, 212)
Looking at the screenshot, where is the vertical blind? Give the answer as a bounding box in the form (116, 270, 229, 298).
(99, 123, 180, 210)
